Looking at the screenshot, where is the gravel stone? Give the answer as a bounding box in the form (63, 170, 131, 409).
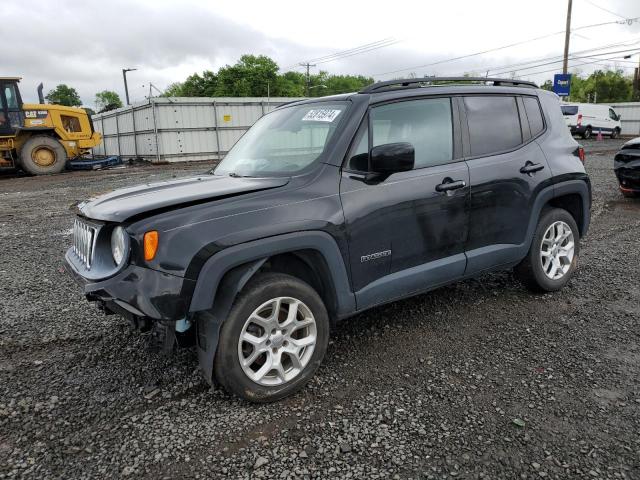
(1, 138, 639, 479)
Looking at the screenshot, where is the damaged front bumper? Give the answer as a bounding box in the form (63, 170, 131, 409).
(65, 248, 195, 322)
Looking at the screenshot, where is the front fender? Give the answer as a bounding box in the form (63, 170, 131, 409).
(189, 230, 355, 315)
(190, 230, 356, 386)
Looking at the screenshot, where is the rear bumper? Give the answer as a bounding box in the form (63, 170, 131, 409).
(614, 150, 640, 192)
(65, 248, 194, 321)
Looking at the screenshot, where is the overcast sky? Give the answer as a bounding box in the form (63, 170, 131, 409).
(2, 0, 639, 106)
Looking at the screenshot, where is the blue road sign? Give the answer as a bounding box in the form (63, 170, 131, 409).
(553, 74, 572, 96)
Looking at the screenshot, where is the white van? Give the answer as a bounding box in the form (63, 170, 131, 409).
(561, 103, 621, 139)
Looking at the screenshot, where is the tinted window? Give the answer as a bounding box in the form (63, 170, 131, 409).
(464, 96, 522, 157)
(561, 105, 579, 115)
(371, 98, 452, 169)
(523, 97, 545, 137)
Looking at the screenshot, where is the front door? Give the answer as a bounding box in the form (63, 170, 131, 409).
(340, 96, 469, 310)
(461, 94, 552, 274)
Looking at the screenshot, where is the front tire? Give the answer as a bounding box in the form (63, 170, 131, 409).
(214, 272, 329, 403)
(19, 135, 67, 175)
(581, 127, 592, 140)
(611, 128, 620, 139)
(515, 208, 580, 292)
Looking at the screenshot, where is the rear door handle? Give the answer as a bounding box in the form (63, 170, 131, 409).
(436, 179, 467, 193)
(520, 162, 545, 175)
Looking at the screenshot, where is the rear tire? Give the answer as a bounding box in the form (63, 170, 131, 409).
(515, 208, 580, 292)
(19, 135, 67, 175)
(214, 272, 330, 403)
(581, 127, 592, 140)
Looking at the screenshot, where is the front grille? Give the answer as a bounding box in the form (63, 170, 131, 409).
(72, 219, 97, 269)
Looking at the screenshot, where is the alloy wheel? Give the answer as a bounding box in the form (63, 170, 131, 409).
(237, 297, 317, 386)
(540, 220, 575, 280)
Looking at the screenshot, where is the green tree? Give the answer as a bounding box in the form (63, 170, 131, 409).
(95, 90, 123, 112)
(542, 70, 633, 102)
(215, 55, 280, 96)
(45, 84, 82, 107)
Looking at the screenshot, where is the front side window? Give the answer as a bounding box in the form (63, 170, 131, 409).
(464, 96, 522, 157)
(609, 108, 618, 121)
(370, 98, 453, 169)
(215, 102, 347, 177)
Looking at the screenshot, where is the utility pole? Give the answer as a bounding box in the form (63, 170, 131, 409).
(122, 68, 137, 105)
(562, 0, 573, 74)
(300, 62, 316, 97)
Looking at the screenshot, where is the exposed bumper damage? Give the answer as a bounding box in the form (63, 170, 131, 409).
(614, 142, 640, 193)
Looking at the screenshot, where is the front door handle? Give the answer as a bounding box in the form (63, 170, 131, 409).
(436, 178, 467, 193)
(520, 162, 545, 175)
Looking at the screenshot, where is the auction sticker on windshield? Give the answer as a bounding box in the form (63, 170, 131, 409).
(302, 109, 342, 122)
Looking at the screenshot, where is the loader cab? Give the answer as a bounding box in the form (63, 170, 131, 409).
(0, 78, 24, 136)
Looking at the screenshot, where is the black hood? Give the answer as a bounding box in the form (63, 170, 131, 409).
(78, 174, 290, 222)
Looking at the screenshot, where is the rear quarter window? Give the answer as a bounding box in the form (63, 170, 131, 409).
(464, 96, 522, 157)
(523, 97, 545, 137)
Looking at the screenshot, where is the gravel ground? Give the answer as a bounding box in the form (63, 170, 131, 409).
(1, 137, 639, 479)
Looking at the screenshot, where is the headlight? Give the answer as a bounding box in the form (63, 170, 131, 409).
(111, 226, 127, 266)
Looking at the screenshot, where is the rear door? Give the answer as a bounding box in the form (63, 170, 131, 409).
(461, 94, 552, 274)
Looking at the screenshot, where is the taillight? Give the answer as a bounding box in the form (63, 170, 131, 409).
(577, 113, 582, 126)
(574, 146, 585, 164)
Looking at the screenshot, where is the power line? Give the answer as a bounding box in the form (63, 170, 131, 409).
(372, 18, 638, 78)
(490, 46, 640, 76)
(316, 40, 401, 65)
(283, 38, 400, 71)
(582, 0, 628, 20)
(477, 37, 640, 75)
(514, 54, 636, 78)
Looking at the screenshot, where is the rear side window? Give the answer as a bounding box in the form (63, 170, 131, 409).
(371, 97, 453, 169)
(523, 97, 545, 137)
(561, 105, 578, 115)
(464, 96, 522, 157)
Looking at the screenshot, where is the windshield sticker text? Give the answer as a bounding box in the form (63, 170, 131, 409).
(302, 109, 342, 122)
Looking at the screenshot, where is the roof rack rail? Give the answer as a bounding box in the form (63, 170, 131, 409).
(359, 77, 538, 93)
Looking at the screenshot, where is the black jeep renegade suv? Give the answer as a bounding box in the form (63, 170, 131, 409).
(66, 77, 591, 402)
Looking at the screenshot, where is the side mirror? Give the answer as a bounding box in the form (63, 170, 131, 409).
(369, 142, 415, 181)
(617, 114, 622, 121)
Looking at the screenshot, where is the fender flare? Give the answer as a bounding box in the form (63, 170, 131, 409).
(190, 231, 356, 385)
(189, 230, 355, 315)
(525, 179, 591, 252)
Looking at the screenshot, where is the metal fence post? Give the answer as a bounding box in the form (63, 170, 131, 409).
(212, 100, 221, 159)
(115, 111, 121, 158)
(99, 116, 106, 156)
(131, 104, 138, 159)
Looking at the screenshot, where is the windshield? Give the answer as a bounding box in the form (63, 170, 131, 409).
(561, 105, 579, 115)
(214, 102, 347, 177)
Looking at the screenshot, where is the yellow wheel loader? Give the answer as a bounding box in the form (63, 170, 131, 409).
(0, 77, 102, 175)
